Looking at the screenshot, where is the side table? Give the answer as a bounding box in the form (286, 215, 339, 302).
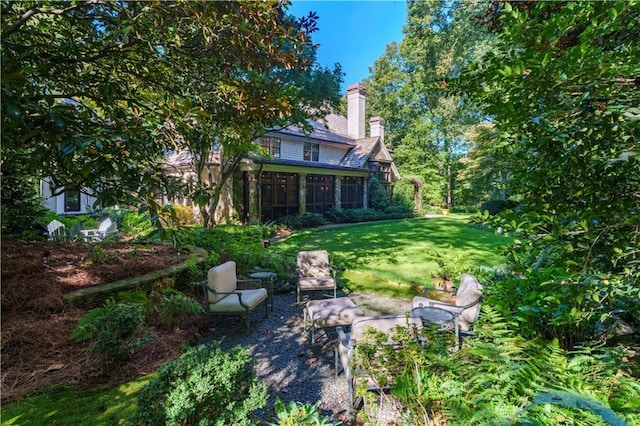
(248, 271, 276, 311)
(411, 306, 459, 350)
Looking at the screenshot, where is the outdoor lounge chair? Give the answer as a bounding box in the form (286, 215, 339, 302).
(47, 220, 66, 241)
(412, 273, 483, 341)
(201, 260, 268, 332)
(335, 315, 423, 417)
(296, 250, 337, 303)
(81, 217, 118, 241)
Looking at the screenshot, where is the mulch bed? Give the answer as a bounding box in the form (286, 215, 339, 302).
(0, 240, 207, 403)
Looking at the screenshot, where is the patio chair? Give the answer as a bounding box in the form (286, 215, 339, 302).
(296, 250, 337, 303)
(335, 315, 423, 417)
(412, 273, 483, 340)
(47, 220, 66, 241)
(81, 217, 118, 241)
(201, 261, 268, 332)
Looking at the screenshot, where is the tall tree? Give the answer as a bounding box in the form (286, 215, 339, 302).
(1, 1, 341, 228)
(464, 0, 639, 275)
(366, 0, 493, 209)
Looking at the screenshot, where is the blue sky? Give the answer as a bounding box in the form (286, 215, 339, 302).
(288, 0, 407, 92)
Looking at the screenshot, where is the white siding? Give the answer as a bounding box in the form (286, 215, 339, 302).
(280, 138, 302, 160)
(320, 144, 348, 164)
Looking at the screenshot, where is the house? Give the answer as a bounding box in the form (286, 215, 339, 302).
(41, 83, 400, 222)
(165, 83, 400, 223)
(40, 177, 99, 215)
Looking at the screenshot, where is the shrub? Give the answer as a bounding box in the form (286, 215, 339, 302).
(368, 177, 390, 211)
(0, 163, 47, 236)
(120, 211, 154, 235)
(479, 199, 519, 216)
(132, 343, 267, 426)
(172, 205, 198, 226)
(186, 225, 268, 273)
(155, 290, 202, 329)
(277, 213, 325, 230)
(383, 205, 414, 219)
(70, 299, 152, 370)
(268, 398, 340, 426)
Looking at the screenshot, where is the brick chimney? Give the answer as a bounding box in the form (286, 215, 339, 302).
(370, 116, 385, 142)
(347, 83, 366, 139)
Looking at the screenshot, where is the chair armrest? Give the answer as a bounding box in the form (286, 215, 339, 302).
(237, 278, 262, 289)
(329, 266, 337, 279)
(422, 286, 456, 297)
(201, 281, 252, 309)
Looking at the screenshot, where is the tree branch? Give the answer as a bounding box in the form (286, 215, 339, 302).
(3, 1, 99, 37)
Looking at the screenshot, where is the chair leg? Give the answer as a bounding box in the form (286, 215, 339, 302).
(245, 311, 250, 333)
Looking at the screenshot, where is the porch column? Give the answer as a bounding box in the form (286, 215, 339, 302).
(299, 173, 307, 215)
(363, 177, 369, 209)
(248, 171, 259, 221)
(334, 176, 342, 210)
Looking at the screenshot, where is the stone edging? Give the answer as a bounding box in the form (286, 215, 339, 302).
(63, 245, 208, 308)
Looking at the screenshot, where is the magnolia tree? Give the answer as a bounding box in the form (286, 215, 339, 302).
(1, 1, 342, 229)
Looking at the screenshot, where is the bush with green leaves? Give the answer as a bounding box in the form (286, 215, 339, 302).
(268, 398, 340, 426)
(479, 199, 519, 216)
(70, 299, 153, 370)
(485, 267, 638, 350)
(277, 212, 326, 230)
(120, 210, 154, 236)
(132, 343, 267, 426)
(368, 177, 390, 211)
(185, 225, 269, 273)
(0, 162, 47, 236)
(155, 289, 202, 329)
(356, 307, 640, 425)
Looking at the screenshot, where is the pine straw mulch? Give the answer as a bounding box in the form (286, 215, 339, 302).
(0, 240, 210, 403)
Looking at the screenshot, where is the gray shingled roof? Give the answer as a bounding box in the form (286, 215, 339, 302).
(268, 118, 354, 145)
(340, 137, 379, 168)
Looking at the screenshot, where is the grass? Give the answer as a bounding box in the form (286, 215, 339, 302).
(1, 376, 152, 425)
(2, 216, 510, 424)
(271, 215, 511, 298)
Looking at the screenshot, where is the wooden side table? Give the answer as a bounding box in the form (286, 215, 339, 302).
(248, 271, 276, 311)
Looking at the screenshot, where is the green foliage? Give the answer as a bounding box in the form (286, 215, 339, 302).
(277, 212, 326, 230)
(70, 299, 152, 370)
(155, 290, 202, 329)
(132, 343, 267, 426)
(368, 177, 390, 211)
(359, 307, 640, 425)
(116, 291, 154, 314)
(479, 199, 519, 216)
(429, 247, 470, 283)
(485, 267, 638, 349)
(184, 225, 267, 274)
(0, 160, 47, 236)
(268, 398, 340, 426)
(89, 244, 119, 264)
(120, 211, 154, 236)
(172, 205, 198, 226)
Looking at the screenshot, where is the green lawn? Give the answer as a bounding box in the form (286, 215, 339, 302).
(1, 376, 151, 426)
(271, 215, 511, 299)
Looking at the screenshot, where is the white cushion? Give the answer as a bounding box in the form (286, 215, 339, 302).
(298, 276, 335, 291)
(306, 297, 364, 328)
(208, 288, 267, 313)
(297, 250, 331, 278)
(207, 261, 238, 303)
